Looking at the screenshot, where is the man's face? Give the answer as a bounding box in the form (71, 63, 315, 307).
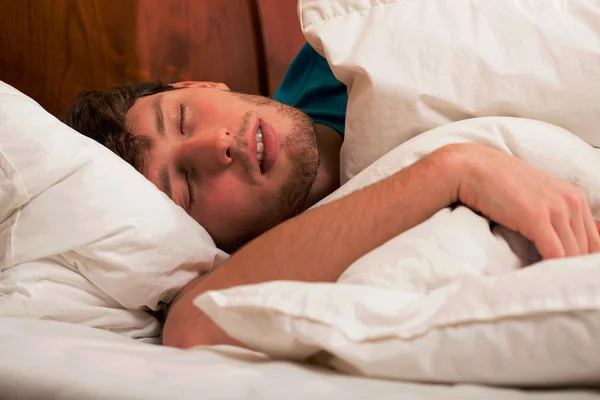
(127, 82, 319, 252)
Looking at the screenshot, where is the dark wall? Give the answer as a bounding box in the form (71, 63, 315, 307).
(0, 0, 304, 116)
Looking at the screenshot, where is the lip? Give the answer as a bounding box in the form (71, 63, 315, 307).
(258, 118, 279, 175)
(245, 117, 279, 178)
(247, 118, 261, 176)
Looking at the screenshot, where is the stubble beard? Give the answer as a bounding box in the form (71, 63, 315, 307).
(220, 93, 320, 253)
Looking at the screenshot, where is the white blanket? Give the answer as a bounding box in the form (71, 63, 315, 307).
(300, 0, 600, 184)
(331, 117, 600, 287)
(196, 117, 600, 385)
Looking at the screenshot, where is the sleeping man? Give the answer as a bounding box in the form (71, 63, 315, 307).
(62, 43, 600, 348)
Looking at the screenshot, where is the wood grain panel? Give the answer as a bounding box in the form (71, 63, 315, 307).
(257, 0, 305, 95)
(136, 0, 261, 95)
(0, 0, 141, 116)
(0, 0, 261, 117)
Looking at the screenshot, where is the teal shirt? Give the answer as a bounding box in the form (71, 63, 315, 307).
(273, 43, 348, 136)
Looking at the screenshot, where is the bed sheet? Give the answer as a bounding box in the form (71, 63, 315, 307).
(0, 318, 598, 400)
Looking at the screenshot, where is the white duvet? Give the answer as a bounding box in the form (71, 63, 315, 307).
(197, 117, 600, 385)
(336, 117, 600, 288)
(193, 0, 600, 387)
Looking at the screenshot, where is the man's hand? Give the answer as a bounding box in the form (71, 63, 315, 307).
(164, 143, 600, 349)
(451, 143, 600, 259)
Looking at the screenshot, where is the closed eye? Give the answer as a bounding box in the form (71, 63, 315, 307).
(179, 103, 187, 135)
(185, 171, 196, 209)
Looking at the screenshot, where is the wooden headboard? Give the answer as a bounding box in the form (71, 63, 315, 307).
(0, 0, 305, 117)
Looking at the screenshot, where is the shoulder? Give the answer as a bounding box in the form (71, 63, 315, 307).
(274, 43, 348, 136)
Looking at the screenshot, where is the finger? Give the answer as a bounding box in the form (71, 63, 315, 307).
(587, 219, 600, 253)
(575, 189, 599, 252)
(529, 219, 565, 260)
(552, 212, 580, 257)
(581, 197, 600, 253)
(570, 205, 588, 254)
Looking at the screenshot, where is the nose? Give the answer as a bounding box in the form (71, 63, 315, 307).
(178, 128, 233, 171)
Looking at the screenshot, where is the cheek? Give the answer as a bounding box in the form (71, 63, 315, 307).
(193, 176, 258, 228)
(195, 96, 249, 131)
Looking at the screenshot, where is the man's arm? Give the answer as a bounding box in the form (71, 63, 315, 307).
(163, 143, 600, 348)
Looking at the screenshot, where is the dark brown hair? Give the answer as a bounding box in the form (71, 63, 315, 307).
(61, 82, 177, 172)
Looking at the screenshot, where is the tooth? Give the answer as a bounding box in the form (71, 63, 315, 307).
(257, 153, 264, 161)
(256, 142, 264, 153)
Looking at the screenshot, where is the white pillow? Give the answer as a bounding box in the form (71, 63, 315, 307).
(300, 0, 600, 183)
(197, 260, 600, 386)
(0, 81, 228, 341)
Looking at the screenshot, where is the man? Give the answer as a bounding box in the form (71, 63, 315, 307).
(63, 44, 600, 349)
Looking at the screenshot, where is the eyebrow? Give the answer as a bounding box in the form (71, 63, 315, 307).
(153, 94, 165, 137)
(160, 164, 172, 200)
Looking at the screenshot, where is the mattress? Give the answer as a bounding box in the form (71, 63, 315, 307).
(0, 318, 598, 400)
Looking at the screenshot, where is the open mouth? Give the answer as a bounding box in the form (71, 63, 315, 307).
(256, 126, 264, 172)
(254, 119, 278, 175)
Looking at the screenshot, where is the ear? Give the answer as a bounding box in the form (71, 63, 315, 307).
(171, 81, 230, 91)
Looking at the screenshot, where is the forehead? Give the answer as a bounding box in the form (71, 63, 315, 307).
(127, 86, 228, 128)
(127, 93, 162, 137)
(123, 94, 165, 181)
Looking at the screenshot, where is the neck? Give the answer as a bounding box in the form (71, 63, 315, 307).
(303, 123, 343, 210)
